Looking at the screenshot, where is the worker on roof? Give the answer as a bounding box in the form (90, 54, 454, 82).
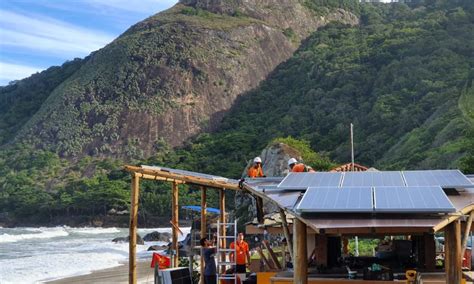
(288, 158, 315, 173)
(247, 156, 265, 178)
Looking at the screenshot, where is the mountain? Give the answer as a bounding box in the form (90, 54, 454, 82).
(0, 0, 473, 224)
(1, 0, 357, 159)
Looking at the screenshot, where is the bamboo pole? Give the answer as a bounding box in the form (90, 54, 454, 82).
(200, 186, 207, 284)
(293, 218, 307, 284)
(172, 182, 179, 267)
(279, 209, 293, 261)
(219, 189, 226, 273)
(445, 220, 462, 284)
(256, 246, 274, 270)
(124, 165, 240, 190)
(461, 211, 474, 258)
(129, 174, 140, 284)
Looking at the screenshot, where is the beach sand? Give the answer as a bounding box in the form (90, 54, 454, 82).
(46, 261, 155, 284)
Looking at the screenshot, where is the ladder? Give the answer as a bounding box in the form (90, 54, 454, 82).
(216, 219, 237, 284)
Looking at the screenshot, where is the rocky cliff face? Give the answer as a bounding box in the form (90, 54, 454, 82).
(14, 1, 358, 158)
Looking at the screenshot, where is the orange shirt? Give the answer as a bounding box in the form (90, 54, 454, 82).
(291, 163, 316, 173)
(230, 240, 249, 265)
(247, 165, 264, 178)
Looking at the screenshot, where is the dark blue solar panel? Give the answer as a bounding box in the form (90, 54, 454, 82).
(403, 170, 473, 188)
(278, 173, 343, 189)
(374, 186, 455, 213)
(342, 171, 405, 187)
(297, 187, 373, 213)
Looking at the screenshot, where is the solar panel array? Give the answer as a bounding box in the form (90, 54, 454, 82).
(278, 170, 473, 189)
(296, 185, 456, 214)
(374, 186, 455, 213)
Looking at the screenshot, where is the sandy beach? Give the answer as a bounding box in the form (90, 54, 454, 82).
(46, 261, 154, 284)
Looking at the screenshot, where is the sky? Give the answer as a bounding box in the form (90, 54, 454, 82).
(0, 0, 178, 86)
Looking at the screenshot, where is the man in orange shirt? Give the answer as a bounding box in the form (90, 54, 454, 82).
(247, 157, 265, 178)
(288, 158, 315, 172)
(230, 233, 251, 273)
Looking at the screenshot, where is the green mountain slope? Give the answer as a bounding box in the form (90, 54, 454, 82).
(5, 0, 357, 159)
(1, 0, 473, 224)
(161, 1, 474, 178)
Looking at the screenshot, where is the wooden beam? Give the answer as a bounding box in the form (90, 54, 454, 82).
(172, 182, 179, 267)
(256, 246, 274, 270)
(200, 186, 207, 284)
(124, 165, 240, 190)
(293, 218, 307, 284)
(219, 189, 226, 273)
(129, 174, 140, 284)
(461, 211, 474, 258)
(263, 240, 282, 270)
(445, 220, 462, 284)
(279, 209, 293, 261)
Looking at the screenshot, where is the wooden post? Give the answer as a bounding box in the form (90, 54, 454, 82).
(172, 182, 179, 267)
(200, 186, 207, 284)
(293, 218, 307, 284)
(423, 233, 436, 270)
(129, 174, 140, 284)
(279, 209, 293, 261)
(445, 220, 462, 284)
(315, 234, 328, 267)
(462, 211, 474, 257)
(219, 189, 226, 273)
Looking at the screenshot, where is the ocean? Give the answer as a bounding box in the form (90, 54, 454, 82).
(0, 226, 190, 284)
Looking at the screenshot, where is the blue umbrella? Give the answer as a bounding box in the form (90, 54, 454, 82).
(181, 205, 220, 214)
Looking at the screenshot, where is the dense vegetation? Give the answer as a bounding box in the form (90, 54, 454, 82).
(0, 0, 473, 224)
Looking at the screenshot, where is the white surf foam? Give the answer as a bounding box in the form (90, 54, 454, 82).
(72, 227, 121, 234)
(0, 228, 69, 243)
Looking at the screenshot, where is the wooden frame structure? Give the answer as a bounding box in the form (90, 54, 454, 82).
(125, 165, 472, 284)
(124, 165, 239, 284)
(241, 182, 474, 284)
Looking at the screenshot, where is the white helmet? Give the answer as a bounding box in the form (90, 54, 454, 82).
(253, 157, 262, 163)
(288, 158, 298, 166)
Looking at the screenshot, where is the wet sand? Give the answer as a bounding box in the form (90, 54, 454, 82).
(46, 261, 154, 284)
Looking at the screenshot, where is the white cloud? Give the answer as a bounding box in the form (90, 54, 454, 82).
(0, 10, 115, 58)
(0, 62, 45, 85)
(83, 0, 178, 14)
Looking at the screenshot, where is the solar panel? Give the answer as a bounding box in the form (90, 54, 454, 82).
(403, 170, 474, 188)
(278, 172, 343, 189)
(342, 171, 405, 187)
(266, 191, 302, 209)
(374, 186, 455, 213)
(297, 187, 373, 213)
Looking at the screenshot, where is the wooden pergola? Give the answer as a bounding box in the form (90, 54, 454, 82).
(124, 165, 240, 284)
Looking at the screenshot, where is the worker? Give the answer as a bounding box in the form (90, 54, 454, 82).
(247, 157, 265, 178)
(200, 237, 217, 284)
(230, 233, 251, 273)
(288, 158, 315, 172)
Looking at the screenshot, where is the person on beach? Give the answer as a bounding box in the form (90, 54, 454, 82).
(200, 237, 217, 284)
(230, 233, 251, 273)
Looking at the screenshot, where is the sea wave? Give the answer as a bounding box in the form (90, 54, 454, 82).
(72, 227, 121, 234)
(0, 228, 69, 243)
(0, 251, 128, 284)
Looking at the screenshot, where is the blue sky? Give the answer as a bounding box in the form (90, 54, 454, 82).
(0, 0, 178, 86)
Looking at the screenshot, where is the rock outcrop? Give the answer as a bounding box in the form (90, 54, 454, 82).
(143, 231, 172, 242)
(235, 142, 304, 223)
